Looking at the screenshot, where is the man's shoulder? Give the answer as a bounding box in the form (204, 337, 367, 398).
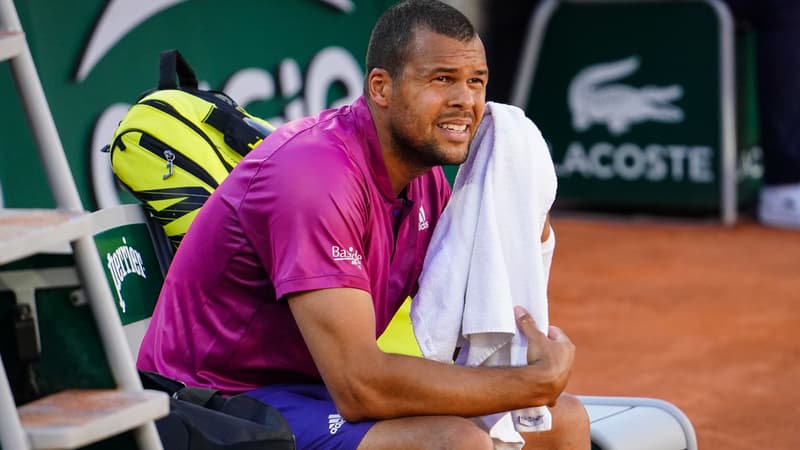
(255, 105, 367, 169)
(267, 99, 366, 150)
(226, 98, 375, 209)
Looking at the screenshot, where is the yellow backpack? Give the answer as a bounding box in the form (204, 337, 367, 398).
(105, 50, 273, 249)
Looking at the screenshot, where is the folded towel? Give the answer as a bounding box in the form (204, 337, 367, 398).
(411, 102, 557, 448)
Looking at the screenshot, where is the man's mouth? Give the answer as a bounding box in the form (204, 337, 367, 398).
(438, 123, 468, 133)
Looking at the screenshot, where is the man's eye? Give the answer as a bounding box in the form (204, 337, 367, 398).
(434, 76, 450, 82)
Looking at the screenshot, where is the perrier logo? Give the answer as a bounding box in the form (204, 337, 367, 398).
(105, 237, 147, 313)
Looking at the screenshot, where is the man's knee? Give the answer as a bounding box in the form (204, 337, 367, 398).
(520, 394, 591, 450)
(549, 393, 591, 449)
(437, 417, 494, 450)
(359, 415, 493, 450)
(554, 393, 590, 434)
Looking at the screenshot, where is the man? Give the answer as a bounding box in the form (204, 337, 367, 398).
(138, 0, 590, 448)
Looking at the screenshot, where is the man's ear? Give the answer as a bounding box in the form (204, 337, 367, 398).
(367, 68, 391, 107)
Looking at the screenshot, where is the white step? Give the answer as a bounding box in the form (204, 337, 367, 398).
(0, 209, 91, 265)
(17, 389, 169, 450)
(0, 31, 25, 62)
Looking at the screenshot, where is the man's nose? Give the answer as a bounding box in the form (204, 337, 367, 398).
(448, 81, 475, 109)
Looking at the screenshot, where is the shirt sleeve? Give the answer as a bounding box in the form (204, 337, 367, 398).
(236, 137, 371, 300)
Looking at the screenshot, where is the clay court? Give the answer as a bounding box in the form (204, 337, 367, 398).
(548, 213, 800, 449)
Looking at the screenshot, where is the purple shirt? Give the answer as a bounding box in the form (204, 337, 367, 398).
(137, 97, 451, 394)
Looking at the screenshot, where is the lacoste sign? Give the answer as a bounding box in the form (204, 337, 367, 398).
(557, 54, 712, 185)
(512, 0, 758, 216)
(568, 55, 684, 136)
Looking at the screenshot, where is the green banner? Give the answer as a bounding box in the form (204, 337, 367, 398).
(0, 0, 393, 209)
(513, 0, 760, 212)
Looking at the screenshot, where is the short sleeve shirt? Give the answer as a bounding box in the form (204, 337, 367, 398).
(137, 96, 451, 394)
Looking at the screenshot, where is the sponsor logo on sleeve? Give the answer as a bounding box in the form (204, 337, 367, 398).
(331, 245, 363, 269)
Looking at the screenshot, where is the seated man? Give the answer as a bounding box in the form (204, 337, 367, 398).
(137, 0, 590, 448)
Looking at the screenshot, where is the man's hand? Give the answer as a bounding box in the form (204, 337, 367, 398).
(514, 305, 575, 406)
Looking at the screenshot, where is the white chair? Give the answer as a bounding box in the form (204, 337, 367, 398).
(581, 395, 697, 450)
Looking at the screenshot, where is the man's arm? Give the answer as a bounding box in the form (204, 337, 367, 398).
(288, 287, 574, 422)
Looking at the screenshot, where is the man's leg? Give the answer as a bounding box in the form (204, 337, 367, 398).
(520, 393, 591, 450)
(359, 393, 590, 450)
(250, 383, 493, 450)
(358, 415, 493, 450)
(247, 383, 377, 450)
(250, 383, 588, 449)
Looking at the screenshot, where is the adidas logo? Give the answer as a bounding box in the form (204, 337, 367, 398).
(328, 413, 345, 435)
(418, 205, 429, 231)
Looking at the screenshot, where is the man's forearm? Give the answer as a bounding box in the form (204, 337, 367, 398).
(289, 288, 573, 423)
(327, 350, 562, 422)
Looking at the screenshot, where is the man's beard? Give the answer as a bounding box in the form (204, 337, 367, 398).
(389, 122, 469, 169)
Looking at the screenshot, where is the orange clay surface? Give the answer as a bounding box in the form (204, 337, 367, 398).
(548, 214, 800, 450)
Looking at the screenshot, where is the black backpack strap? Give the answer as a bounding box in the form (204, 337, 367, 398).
(159, 49, 198, 90)
(139, 370, 224, 407)
(140, 370, 228, 409)
(139, 370, 186, 394)
(175, 386, 225, 409)
(204, 107, 268, 157)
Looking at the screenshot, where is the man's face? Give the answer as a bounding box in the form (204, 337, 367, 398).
(387, 27, 488, 168)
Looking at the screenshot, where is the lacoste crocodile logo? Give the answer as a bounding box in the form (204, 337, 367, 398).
(568, 56, 684, 135)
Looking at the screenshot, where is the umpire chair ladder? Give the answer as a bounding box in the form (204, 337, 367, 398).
(0, 0, 167, 448)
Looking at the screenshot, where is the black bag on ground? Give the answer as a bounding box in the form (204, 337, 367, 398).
(140, 371, 295, 450)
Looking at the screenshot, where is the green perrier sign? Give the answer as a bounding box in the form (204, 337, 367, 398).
(93, 222, 164, 325)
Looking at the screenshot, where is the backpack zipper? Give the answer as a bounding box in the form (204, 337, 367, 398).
(138, 133, 220, 189)
(110, 128, 219, 189)
(162, 149, 175, 180)
(140, 98, 234, 172)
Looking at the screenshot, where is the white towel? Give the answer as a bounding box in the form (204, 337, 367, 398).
(411, 102, 557, 448)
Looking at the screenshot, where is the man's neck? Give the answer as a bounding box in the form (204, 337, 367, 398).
(367, 99, 428, 196)
(381, 148, 430, 197)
